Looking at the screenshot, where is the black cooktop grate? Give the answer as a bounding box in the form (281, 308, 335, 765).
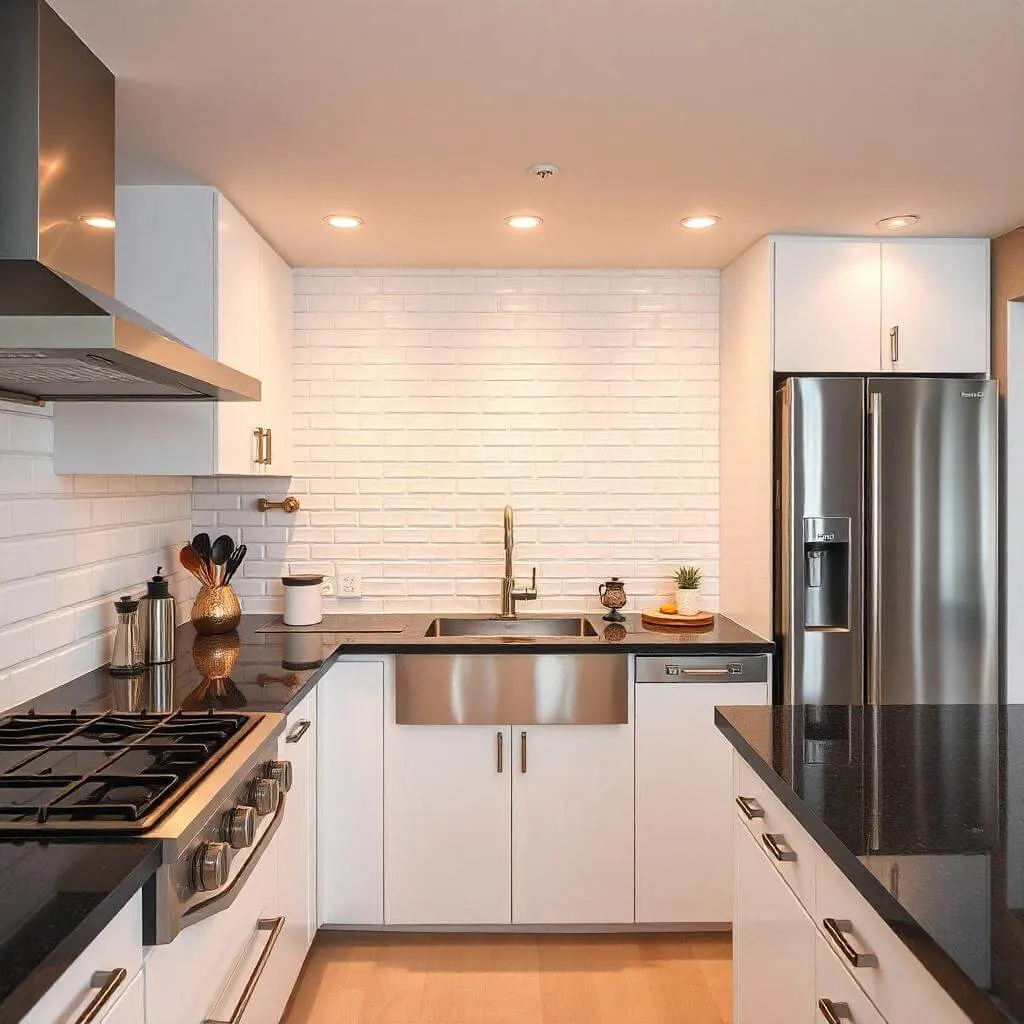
(0, 709, 259, 831)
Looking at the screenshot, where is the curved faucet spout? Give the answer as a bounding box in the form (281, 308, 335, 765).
(503, 505, 514, 577)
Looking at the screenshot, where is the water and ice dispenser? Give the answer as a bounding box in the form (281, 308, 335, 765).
(803, 517, 851, 630)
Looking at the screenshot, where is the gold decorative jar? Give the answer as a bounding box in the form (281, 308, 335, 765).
(191, 585, 242, 636)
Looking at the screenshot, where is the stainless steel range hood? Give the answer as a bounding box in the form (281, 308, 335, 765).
(0, 0, 260, 404)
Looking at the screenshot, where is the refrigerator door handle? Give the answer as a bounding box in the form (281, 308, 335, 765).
(868, 391, 882, 705)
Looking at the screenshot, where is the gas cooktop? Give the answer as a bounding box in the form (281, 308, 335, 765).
(0, 709, 261, 833)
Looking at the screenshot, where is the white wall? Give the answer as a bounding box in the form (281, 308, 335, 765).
(196, 268, 720, 616)
(0, 402, 192, 710)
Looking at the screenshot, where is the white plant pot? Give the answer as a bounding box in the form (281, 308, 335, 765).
(676, 588, 701, 616)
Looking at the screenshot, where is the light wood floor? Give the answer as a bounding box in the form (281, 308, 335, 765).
(282, 931, 732, 1024)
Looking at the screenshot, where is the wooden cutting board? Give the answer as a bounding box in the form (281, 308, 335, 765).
(641, 608, 715, 628)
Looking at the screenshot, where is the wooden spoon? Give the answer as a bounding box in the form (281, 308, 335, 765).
(180, 544, 215, 587)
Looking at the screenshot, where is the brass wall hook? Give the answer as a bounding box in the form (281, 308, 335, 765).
(257, 496, 300, 513)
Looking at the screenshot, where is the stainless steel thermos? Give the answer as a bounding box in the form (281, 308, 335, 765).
(141, 567, 176, 664)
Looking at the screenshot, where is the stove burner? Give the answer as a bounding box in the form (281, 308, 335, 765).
(0, 709, 260, 832)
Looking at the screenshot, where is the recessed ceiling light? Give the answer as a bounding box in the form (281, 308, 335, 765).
(875, 214, 920, 230)
(505, 215, 543, 230)
(324, 214, 364, 230)
(80, 215, 115, 230)
(679, 215, 720, 230)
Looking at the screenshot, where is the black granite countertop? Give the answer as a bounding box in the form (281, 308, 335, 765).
(716, 703, 1022, 1024)
(13, 612, 771, 720)
(0, 839, 160, 1024)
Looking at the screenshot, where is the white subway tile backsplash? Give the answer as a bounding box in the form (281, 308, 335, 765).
(0, 402, 192, 710)
(198, 269, 720, 616)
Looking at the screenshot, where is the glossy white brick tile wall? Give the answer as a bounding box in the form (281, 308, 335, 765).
(196, 269, 719, 616)
(0, 402, 192, 709)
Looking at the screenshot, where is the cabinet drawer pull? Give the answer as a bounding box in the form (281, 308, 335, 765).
(204, 916, 285, 1023)
(735, 795, 765, 820)
(265, 427, 272, 465)
(497, 731, 504, 773)
(520, 731, 527, 773)
(286, 719, 311, 744)
(679, 667, 732, 676)
(761, 832, 797, 862)
(822, 917, 878, 968)
(818, 998, 852, 1023)
(889, 325, 899, 364)
(73, 968, 127, 1024)
(253, 428, 266, 465)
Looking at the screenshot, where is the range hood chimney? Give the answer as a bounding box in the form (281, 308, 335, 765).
(0, 0, 260, 403)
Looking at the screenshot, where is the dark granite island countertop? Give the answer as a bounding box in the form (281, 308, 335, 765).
(0, 839, 160, 1024)
(716, 703, 1024, 1024)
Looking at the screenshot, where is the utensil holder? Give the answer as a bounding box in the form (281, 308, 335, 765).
(191, 585, 242, 636)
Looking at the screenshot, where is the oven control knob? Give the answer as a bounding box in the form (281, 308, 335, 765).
(265, 760, 293, 793)
(223, 805, 256, 849)
(251, 776, 280, 817)
(193, 841, 229, 892)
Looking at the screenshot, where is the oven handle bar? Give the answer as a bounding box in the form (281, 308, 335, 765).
(180, 793, 285, 932)
(203, 916, 285, 1024)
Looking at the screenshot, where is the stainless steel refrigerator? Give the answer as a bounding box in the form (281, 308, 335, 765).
(775, 376, 998, 704)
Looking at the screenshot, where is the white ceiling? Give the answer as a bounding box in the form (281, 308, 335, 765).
(52, 0, 1024, 269)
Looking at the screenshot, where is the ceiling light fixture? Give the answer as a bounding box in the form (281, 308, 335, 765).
(679, 215, 720, 230)
(324, 214, 364, 229)
(505, 215, 543, 230)
(80, 215, 115, 230)
(875, 214, 920, 230)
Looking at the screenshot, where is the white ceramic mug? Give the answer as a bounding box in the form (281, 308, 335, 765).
(282, 574, 335, 626)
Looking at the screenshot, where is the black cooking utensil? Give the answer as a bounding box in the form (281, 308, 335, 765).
(224, 544, 247, 585)
(192, 532, 212, 568)
(211, 535, 235, 582)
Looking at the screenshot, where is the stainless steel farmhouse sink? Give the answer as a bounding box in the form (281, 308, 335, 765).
(424, 616, 598, 639)
(395, 650, 627, 725)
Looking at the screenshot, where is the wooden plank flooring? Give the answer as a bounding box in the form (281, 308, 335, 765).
(283, 932, 732, 1024)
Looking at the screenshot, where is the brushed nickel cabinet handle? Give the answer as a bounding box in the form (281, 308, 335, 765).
(889, 325, 899, 364)
(286, 719, 311, 744)
(868, 391, 882, 706)
(822, 917, 878, 968)
(520, 731, 527, 773)
(762, 832, 797, 862)
(73, 968, 127, 1024)
(204, 916, 285, 1023)
(735, 795, 765, 820)
(818, 998, 852, 1023)
(497, 731, 504, 773)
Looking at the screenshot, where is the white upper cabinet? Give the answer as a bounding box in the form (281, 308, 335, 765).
(774, 238, 883, 373)
(771, 235, 989, 375)
(53, 186, 293, 476)
(881, 239, 990, 374)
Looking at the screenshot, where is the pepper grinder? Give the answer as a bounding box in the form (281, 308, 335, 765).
(110, 595, 145, 676)
(141, 566, 176, 664)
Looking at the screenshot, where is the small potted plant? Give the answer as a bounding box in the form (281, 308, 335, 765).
(674, 565, 703, 616)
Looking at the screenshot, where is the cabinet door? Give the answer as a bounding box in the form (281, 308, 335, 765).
(385, 723, 512, 925)
(271, 692, 317, 1017)
(774, 238, 882, 373)
(318, 659, 385, 925)
(815, 932, 886, 1024)
(259, 242, 294, 477)
(734, 821, 816, 1024)
(512, 723, 634, 924)
(215, 193, 265, 475)
(881, 239, 990, 373)
(636, 680, 767, 923)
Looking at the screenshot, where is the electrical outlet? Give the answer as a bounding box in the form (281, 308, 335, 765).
(339, 574, 361, 598)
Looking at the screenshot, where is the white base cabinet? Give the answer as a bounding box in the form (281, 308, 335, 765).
(635, 669, 767, 924)
(730, 751, 972, 1024)
(318, 658, 386, 926)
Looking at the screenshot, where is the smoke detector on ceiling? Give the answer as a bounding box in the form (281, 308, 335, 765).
(529, 164, 559, 179)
